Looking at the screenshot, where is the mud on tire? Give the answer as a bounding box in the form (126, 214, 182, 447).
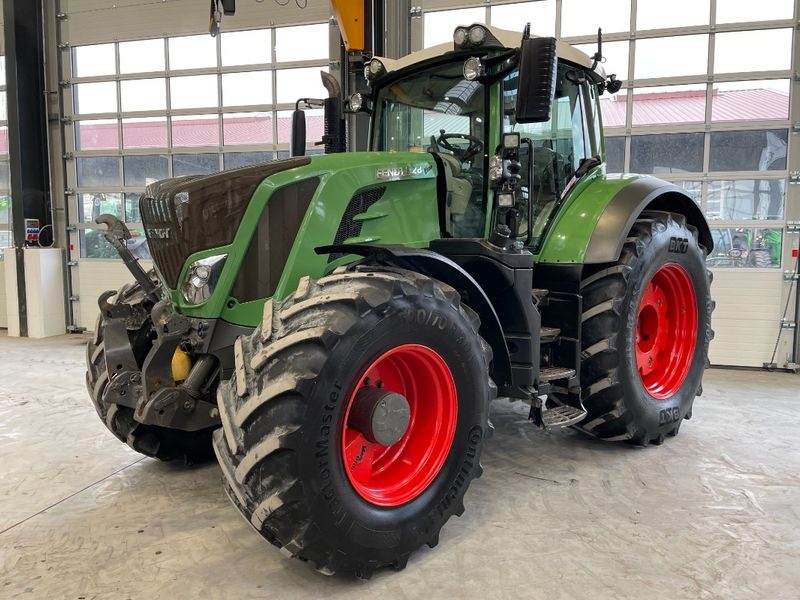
(573, 211, 714, 445)
(85, 280, 214, 463)
(213, 267, 494, 577)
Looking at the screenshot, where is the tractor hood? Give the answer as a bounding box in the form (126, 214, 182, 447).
(147, 151, 443, 327)
(140, 157, 310, 288)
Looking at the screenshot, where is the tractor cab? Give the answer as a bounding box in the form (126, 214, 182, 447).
(359, 23, 618, 249)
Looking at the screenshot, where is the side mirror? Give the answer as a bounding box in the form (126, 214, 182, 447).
(515, 37, 558, 124)
(291, 109, 306, 157)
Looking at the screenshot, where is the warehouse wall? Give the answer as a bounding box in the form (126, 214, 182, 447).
(12, 0, 798, 367)
(0, 0, 9, 272)
(709, 271, 785, 366)
(61, 0, 329, 44)
(76, 259, 152, 329)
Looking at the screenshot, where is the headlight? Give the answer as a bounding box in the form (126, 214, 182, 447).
(489, 155, 504, 181)
(348, 92, 371, 113)
(496, 192, 514, 207)
(463, 57, 483, 81)
(182, 254, 227, 305)
(468, 25, 487, 46)
(454, 23, 499, 50)
(349, 92, 364, 112)
(365, 58, 386, 81)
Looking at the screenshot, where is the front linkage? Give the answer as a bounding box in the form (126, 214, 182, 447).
(87, 215, 221, 459)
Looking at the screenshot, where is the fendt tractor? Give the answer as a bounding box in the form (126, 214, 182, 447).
(85, 17, 714, 578)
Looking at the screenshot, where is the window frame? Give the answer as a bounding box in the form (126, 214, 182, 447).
(66, 22, 330, 261)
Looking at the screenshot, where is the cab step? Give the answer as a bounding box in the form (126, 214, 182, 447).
(541, 404, 587, 429)
(540, 327, 560, 343)
(532, 288, 550, 307)
(539, 366, 576, 382)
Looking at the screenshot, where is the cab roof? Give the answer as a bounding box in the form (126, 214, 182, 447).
(374, 23, 607, 80)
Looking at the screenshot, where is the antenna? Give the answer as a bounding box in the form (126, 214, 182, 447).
(522, 22, 531, 40)
(208, 0, 236, 37)
(591, 28, 603, 70)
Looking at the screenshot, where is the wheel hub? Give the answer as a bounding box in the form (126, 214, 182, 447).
(348, 387, 411, 446)
(341, 344, 458, 507)
(634, 263, 698, 399)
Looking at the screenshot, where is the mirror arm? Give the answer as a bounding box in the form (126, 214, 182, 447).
(479, 49, 520, 85)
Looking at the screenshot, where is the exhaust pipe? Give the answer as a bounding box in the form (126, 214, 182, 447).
(290, 71, 346, 157)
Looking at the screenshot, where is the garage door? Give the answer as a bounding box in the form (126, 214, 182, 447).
(417, 0, 798, 368)
(58, 0, 332, 330)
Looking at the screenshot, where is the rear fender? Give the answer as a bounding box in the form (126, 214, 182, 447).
(537, 175, 713, 264)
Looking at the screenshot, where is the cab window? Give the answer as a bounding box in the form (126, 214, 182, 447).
(503, 63, 600, 248)
(372, 62, 488, 237)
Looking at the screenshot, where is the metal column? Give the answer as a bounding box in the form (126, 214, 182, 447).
(340, 1, 412, 151)
(383, 0, 411, 59)
(2, 0, 53, 337)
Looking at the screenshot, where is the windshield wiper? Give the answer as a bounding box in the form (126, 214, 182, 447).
(561, 155, 602, 199)
(575, 155, 602, 178)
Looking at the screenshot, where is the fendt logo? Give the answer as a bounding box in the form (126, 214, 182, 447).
(668, 237, 689, 254)
(147, 228, 171, 239)
(375, 163, 433, 181)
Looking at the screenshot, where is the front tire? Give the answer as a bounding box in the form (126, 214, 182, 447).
(574, 211, 714, 445)
(213, 268, 493, 577)
(85, 280, 214, 463)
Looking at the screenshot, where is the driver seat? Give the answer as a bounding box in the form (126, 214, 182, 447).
(436, 153, 473, 236)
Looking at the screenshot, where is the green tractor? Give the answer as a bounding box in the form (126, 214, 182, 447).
(86, 24, 714, 577)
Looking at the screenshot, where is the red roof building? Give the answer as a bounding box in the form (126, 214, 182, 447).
(601, 88, 789, 128)
(0, 89, 789, 156)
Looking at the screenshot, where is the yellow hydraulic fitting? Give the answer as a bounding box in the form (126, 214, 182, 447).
(171, 347, 193, 383)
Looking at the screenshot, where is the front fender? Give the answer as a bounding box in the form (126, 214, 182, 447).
(315, 244, 513, 386)
(537, 173, 713, 265)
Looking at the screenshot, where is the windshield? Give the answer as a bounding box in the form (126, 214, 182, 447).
(372, 61, 486, 154)
(371, 60, 488, 236)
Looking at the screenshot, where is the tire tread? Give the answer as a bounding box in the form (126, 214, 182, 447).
(213, 267, 492, 576)
(574, 211, 715, 445)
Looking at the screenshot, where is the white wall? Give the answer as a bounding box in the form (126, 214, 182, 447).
(3, 253, 152, 334)
(708, 270, 791, 367)
(2, 249, 18, 335)
(23, 249, 66, 338)
(76, 260, 152, 331)
(64, 0, 329, 44)
(2, 249, 67, 337)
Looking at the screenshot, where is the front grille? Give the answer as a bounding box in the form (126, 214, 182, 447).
(140, 188, 192, 288)
(140, 157, 310, 288)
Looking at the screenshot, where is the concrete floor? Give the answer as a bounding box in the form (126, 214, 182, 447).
(1, 333, 799, 600)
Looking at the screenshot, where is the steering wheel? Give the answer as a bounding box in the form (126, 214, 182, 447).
(434, 131, 483, 163)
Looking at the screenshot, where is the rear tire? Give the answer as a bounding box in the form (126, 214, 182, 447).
(85, 280, 214, 463)
(749, 248, 772, 268)
(574, 211, 714, 445)
(213, 268, 493, 577)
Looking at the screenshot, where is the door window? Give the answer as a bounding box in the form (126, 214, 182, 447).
(503, 63, 600, 248)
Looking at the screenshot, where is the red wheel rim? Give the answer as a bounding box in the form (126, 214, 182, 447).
(635, 263, 698, 399)
(341, 344, 457, 507)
